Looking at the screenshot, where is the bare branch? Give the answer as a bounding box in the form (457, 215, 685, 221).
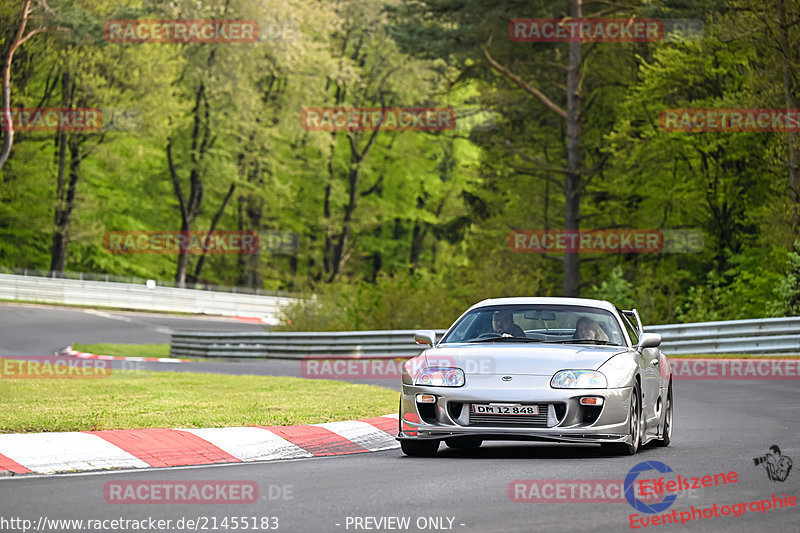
(482, 45, 567, 119)
(509, 167, 566, 188)
(503, 139, 570, 175)
(17, 27, 47, 47)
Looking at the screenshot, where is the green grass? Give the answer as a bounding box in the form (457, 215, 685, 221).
(73, 343, 170, 358)
(73, 343, 233, 362)
(0, 368, 398, 433)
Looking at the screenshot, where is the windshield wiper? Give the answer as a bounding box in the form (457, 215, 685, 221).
(556, 339, 622, 346)
(468, 337, 544, 343)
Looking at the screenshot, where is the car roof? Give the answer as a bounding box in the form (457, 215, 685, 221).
(467, 297, 619, 314)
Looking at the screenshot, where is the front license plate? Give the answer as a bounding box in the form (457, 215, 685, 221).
(471, 404, 539, 415)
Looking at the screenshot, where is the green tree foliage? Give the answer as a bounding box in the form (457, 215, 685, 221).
(771, 240, 800, 316)
(590, 266, 635, 310)
(0, 0, 798, 328)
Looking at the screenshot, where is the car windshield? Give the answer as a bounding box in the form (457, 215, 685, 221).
(440, 305, 625, 346)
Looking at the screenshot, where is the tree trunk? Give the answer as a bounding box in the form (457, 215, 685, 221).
(0, 0, 46, 172)
(562, 0, 582, 297)
(775, 0, 799, 234)
(174, 219, 191, 287)
(167, 83, 208, 288)
(410, 197, 428, 273)
(482, 2, 583, 296)
(236, 194, 264, 288)
(329, 163, 360, 281)
(50, 136, 83, 273)
(323, 136, 336, 277)
(49, 70, 73, 274)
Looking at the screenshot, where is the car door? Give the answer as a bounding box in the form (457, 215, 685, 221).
(622, 313, 660, 439)
(640, 343, 662, 438)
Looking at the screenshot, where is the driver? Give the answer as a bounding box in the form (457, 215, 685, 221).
(492, 310, 525, 337)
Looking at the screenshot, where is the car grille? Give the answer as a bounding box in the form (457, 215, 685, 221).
(467, 403, 550, 427)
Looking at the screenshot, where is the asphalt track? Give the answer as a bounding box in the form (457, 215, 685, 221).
(1, 304, 799, 532)
(0, 303, 393, 387)
(0, 303, 265, 355)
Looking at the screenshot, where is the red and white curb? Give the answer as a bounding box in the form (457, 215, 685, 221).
(233, 316, 273, 325)
(0, 414, 399, 476)
(55, 346, 189, 364)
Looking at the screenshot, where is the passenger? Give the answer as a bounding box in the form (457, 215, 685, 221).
(574, 317, 609, 342)
(492, 310, 525, 337)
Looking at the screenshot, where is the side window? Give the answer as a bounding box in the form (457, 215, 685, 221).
(621, 315, 639, 346)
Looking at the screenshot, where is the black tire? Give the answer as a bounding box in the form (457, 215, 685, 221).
(444, 437, 483, 449)
(400, 439, 440, 457)
(654, 381, 672, 447)
(602, 382, 641, 456)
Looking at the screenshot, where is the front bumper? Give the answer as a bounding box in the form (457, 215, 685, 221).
(397, 374, 634, 444)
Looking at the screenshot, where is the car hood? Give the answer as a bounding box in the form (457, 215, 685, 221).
(422, 343, 625, 376)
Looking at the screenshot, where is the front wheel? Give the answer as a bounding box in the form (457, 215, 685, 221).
(400, 439, 440, 457)
(654, 382, 672, 447)
(602, 382, 641, 456)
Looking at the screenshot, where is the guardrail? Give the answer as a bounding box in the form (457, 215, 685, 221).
(648, 317, 800, 355)
(169, 316, 800, 359)
(169, 330, 449, 358)
(0, 273, 298, 324)
(0, 267, 296, 296)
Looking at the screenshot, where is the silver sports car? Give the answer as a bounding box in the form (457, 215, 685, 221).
(397, 297, 672, 456)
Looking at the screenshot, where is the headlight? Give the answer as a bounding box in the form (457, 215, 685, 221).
(415, 367, 465, 387)
(551, 370, 607, 388)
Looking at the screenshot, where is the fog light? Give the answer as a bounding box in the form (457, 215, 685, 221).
(580, 397, 604, 406)
(416, 394, 436, 403)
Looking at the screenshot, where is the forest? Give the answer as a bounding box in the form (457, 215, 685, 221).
(1, 0, 799, 330)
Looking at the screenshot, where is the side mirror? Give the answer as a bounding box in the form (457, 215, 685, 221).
(637, 332, 661, 351)
(414, 330, 436, 347)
